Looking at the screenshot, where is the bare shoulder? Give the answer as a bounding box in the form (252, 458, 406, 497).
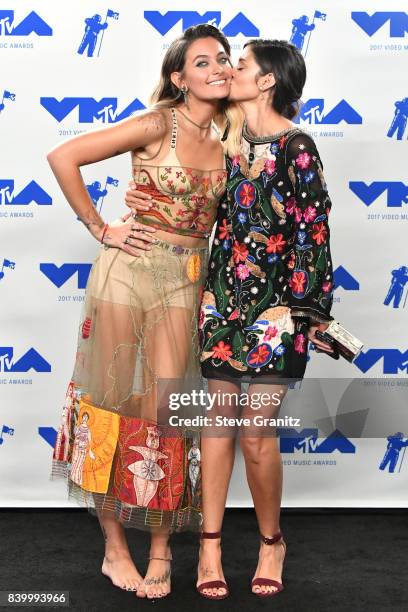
(127, 108, 169, 141)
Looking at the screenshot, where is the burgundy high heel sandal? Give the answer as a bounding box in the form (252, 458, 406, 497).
(251, 530, 286, 598)
(196, 531, 229, 600)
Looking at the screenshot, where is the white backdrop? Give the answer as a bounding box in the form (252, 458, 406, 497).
(1, 1, 407, 508)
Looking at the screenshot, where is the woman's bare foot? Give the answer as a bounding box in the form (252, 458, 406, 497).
(252, 539, 286, 595)
(196, 538, 228, 598)
(101, 546, 143, 592)
(136, 545, 172, 599)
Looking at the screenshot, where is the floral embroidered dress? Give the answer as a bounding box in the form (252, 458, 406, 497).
(199, 124, 334, 382)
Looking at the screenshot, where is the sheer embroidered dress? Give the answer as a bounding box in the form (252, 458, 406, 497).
(50, 108, 227, 532)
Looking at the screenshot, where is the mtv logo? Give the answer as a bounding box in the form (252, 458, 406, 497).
(279, 428, 356, 453)
(352, 12, 408, 37)
(295, 99, 363, 125)
(0, 347, 51, 373)
(144, 11, 259, 36)
(40, 263, 92, 289)
(0, 10, 52, 36)
(40, 97, 145, 123)
(0, 180, 52, 205)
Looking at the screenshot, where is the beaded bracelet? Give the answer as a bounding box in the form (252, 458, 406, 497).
(100, 223, 109, 244)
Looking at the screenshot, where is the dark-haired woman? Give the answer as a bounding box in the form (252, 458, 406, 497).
(48, 25, 232, 600)
(196, 39, 335, 599)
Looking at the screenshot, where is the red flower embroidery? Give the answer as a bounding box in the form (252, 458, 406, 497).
(266, 233, 286, 254)
(239, 182, 255, 206)
(279, 135, 287, 149)
(312, 222, 327, 245)
(322, 281, 332, 293)
(248, 344, 271, 365)
(211, 341, 233, 361)
(218, 218, 230, 241)
(290, 271, 307, 293)
(233, 240, 249, 263)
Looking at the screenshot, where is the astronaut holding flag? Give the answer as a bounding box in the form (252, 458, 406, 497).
(0, 258, 16, 281)
(77, 10, 119, 58)
(0, 90, 16, 114)
(290, 11, 326, 55)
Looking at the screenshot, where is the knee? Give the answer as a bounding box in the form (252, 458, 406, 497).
(240, 437, 263, 465)
(240, 436, 278, 465)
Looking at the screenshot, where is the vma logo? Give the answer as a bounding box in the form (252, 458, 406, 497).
(40, 97, 145, 123)
(349, 182, 408, 207)
(294, 99, 362, 124)
(144, 11, 259, 36)
(333, 266, 360, 291)
(0, 347, 51, 372)
(352, 12, 408, 37)
(40, 264, 92, 289)
(0, 10, 52, 36)
(0, 180, 52, 206)
(279, 429, 356, 454)
(354, 350, 408, 374)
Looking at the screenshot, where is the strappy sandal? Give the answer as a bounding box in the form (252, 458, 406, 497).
(196, 531, 229, 600)
(251, 530, 286, 598)
(143, 554, 172, 599)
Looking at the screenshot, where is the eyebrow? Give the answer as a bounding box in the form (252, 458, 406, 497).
(238, 58, 247, 63)
(193, 52, 228, 61)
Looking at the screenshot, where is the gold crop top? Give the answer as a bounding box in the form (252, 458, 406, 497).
(131, 107, 227, 239)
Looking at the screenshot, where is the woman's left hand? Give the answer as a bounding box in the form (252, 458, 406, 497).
(308, 321, 334, 353)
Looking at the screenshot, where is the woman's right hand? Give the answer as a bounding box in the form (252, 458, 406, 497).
(102, 219, 157, 257)
(124, 179, 154, 214)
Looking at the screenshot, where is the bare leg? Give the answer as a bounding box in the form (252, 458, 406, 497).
(98, 512, 143, 591)
(240, 382, 288, 595)
(196, 379, 240, 598)
(137, 531, 172, 599)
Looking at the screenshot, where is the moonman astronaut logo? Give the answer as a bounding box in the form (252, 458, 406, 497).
(0, 258, 15, 282)
(86, 176, 118, 214)
(289, 11, 326, 56)
(387, 98, 408, 140)
(0, 425, 14, 447)
(379, 432, 408, 473)
(0, 90, 15, 115)
(384, 266, 408, 309)
(77, 10, 119, 58)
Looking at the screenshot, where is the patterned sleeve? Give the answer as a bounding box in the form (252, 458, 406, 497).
(284, 132, 334, 323)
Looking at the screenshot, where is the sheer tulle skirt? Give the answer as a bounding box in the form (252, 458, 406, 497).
(50, 233, 209, 533)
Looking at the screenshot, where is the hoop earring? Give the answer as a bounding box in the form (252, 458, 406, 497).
(181, 85, 189, 110)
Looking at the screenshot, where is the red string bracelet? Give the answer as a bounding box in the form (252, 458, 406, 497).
(101, 223, 109, 244)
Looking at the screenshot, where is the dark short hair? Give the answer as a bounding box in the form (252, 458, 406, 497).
(244, 39, 306, 119)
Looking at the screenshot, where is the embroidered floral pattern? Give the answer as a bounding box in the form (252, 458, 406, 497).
(199, 129, 334, 380)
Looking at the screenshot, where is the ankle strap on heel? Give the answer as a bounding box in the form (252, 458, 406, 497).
(200, 531, 221, 539)
(260, 530, 283, 545)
